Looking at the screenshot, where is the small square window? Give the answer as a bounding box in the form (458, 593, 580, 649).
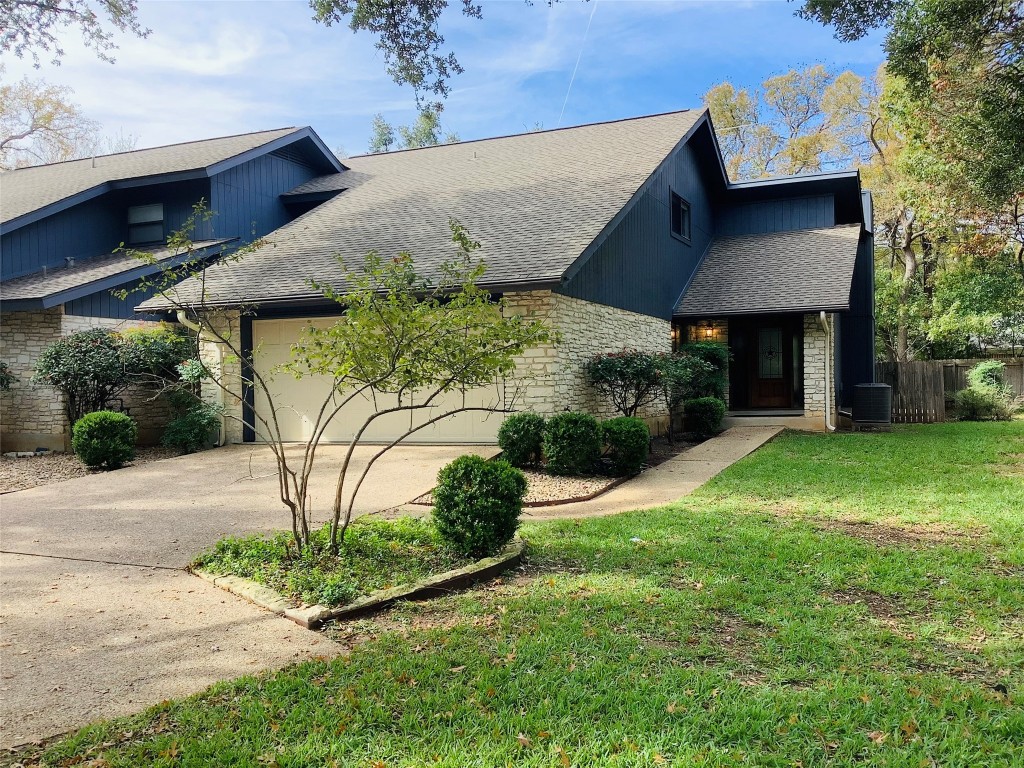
(670, 191, 691, 243)
(128, 203, 164, 245)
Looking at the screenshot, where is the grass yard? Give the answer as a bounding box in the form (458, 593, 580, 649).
(17, 422, 1024, 767)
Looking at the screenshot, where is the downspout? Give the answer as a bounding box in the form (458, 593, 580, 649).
(176, 310, 227, 446)
(819, 311, 835, 432)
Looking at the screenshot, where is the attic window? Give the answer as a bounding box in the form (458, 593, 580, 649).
(670, 191, 691, 244)
(128, 204, 164, 245)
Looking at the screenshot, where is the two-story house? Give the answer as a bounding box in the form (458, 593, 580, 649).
(138, 109, 875, 445)
(0, 128, 342, 451)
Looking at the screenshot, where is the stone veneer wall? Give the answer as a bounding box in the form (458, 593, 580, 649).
(201, 292, 673, 444)
(802, 312, 837, 423)
(504, 291, 673, 429)
(196, 311, 244, 445)
(0, 309, 174, 452)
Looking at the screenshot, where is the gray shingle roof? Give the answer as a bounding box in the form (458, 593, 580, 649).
(674, 224, 862, 317)
(0, 128, 301, 225)
(0, 239, 231, 301)
(282, 173, 351, 196)
(141, 110, 705, 308)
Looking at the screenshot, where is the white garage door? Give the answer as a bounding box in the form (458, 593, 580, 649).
(252, 318, 504, 443)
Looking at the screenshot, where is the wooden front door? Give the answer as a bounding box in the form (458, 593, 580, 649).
(749, 326, 792, 408)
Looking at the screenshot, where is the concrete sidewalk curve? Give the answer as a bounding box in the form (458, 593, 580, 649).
(522, 426, 783, 521)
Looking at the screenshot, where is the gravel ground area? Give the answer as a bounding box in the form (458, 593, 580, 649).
(0, 446, 182, 494)
(410, 437, 701, 507)
(411, 470, 618, 507)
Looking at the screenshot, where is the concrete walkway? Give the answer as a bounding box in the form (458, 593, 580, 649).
(0, 444, 488, 748)
(522, 426, 783, 521)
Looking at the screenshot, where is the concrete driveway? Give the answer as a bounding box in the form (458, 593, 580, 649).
(0, 443, 488, 748)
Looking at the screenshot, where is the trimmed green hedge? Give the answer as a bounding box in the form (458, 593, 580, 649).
(543, 411, 602, 476)
(72, 410, 137, 469)
(602, 416, 650, 476)
(498, 412, 545, 467)
(684, 397, 726, 438)
(433, 455, 526, 558)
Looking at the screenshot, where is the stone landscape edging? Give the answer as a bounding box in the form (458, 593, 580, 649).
(191, 537, 527, 630)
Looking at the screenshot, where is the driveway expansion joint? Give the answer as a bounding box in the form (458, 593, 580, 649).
(0, 549, 183, 571)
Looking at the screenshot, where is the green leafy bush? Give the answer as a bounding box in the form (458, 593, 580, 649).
(0, 361, 14, 391)
(432, 455, 526, 558)
(684, 397, 726, 438)
(72, 410, 138, 469)
(543, 411, 603, 476)
(497, 412, 545, 467)
(676, 342, 730, 399)
(34, 325, 196, 425)
(602, 416, 650, 476)
(162, 401, 220, 454)
(955, 361, 1020, 421)
(585, 351, 663, 417)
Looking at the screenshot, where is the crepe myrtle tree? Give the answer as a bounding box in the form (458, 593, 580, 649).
(121, 201, 553, 554)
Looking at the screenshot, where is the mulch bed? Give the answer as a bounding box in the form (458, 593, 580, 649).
(0, 446, 182, 493)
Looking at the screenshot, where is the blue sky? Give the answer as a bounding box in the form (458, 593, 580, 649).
(1, 0, 887, 156)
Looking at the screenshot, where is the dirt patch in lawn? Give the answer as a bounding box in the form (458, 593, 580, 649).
(766, 507, 985, 548)
(0, 446, 182, 493)
(813, 518, 984, 547)
(828, 588, 904, 621)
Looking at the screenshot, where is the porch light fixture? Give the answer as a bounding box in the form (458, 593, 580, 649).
(703, 320, 716, 340)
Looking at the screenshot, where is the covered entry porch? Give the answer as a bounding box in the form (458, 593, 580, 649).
(674, 314, 833, 430)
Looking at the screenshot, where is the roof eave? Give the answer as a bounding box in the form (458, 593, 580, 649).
(136, 276, 563, 313)
(673, 302, 851, 318)
(2, 240, 233, 311)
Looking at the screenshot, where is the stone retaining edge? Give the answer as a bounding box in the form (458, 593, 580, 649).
(192, 537, 527, 630)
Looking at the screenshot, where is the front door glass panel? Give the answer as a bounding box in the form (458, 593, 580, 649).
(758, 328, 783, 379)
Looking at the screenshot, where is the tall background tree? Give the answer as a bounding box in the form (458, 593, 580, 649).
(0, 0, 148, 64)
(703, 65, 875, 179)
(0, 65, 137, 168)
(367, 108, 459, 153)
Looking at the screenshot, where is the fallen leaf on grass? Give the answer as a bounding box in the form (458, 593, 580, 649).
(867, 730, 888, 745)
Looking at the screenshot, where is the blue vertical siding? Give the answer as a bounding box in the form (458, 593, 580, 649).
(837, 230, 876, 404)
(558, 142, 715, 319)
(1, 196, 120, 280)
(1, 179, 211, 281)
(714, 195, 835, 236)
(208, 152, 319, 243)
(65, 278, 168, 319)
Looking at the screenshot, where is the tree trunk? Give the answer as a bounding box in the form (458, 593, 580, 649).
(896, 216, 919, 363)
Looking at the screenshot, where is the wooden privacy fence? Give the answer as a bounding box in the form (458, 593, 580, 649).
(875, 358, 1023, 424)
(876, 361, 946, 423)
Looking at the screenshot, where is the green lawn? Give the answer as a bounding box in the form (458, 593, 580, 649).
(19, 422, 1024, 767)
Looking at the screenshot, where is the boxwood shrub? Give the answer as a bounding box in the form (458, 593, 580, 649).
(497, 412, 545, 467)
(432, 455, 526, 558)
(543, 411, 602, 476)
(602, 416, 650, 476)
(684, 397, 726, 438)
(72, 410, 138, 469)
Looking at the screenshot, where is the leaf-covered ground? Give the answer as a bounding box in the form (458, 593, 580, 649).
(14, 422, 1024, 767)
